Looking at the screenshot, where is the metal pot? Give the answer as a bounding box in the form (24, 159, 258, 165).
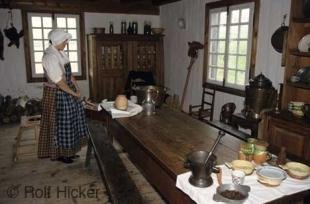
(133, 85, 167, 107)
(245, 74, 277, 119)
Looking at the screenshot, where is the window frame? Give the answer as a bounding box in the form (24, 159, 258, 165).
(203, 0, 260, 96)
(22, 10, 86, 83)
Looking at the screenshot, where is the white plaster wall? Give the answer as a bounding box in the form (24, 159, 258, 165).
(0, 9, 159, 98)
(160, 0, 291, 119)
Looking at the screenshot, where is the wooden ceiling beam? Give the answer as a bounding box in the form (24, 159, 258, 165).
(0, 0, 160, 15)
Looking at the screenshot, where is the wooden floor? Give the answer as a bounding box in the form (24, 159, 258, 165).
(0, 124, 165, 204)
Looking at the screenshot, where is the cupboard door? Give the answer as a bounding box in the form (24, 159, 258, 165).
(96, 41, 127, 101)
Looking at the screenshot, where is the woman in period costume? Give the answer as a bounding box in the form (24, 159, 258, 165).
(38, 29, 89, 164)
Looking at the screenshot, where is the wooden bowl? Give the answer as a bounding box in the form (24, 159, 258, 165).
(151, 28, 164, 35)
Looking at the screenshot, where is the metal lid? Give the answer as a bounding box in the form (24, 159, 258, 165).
(249, 73, 272, 88)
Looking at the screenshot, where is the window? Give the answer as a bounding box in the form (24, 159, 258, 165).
(23, 11, 85, 82)
(204, 0, 259, 94)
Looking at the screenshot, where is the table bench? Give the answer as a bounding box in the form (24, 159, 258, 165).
(85, 120, 143, 204)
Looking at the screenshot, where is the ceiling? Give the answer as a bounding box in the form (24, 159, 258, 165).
(0, 0, 181, 15)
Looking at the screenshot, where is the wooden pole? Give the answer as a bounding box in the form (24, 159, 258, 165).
(180, 57, 196, 111)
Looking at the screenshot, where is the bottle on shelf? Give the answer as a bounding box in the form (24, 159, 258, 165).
(121, 21, 126, 34)
(109, 22, 114, 34)
(127, 22, 133, 34)
(132, 22, 138, 34)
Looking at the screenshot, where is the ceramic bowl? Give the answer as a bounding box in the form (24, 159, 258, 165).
(230, 160, 255, 175)
(256, 166, 286, 186)
(298, 34, 310, 52)
(282, 162, 310, 179)
(151, 28, 165, 35)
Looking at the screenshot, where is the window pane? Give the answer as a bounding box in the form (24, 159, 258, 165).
(42, 17, 52, 28)
(219, 25, 226, 39)
(229, 25, 238, 39)
(57, 17, 66, 28)
(217, 55, 224, 67)
(229, 40, 238, 54)
(209, 54, 217, 66)
(210, 41, 217, 53)
(216, 69, 224, 81)
(70, 62, 78, 73)
(32, 28, 42, 39)
(236, 71, 245, 85)
(219, 12, 227, 24)
(33, 40, 43, 51)
(237, 56, 246, 70)
(68, 40, 77, 50)
(240, 25, 248, 39)
(227, 70, 236, 83)
(231, 10, 240, 23)
(69, 51, 78, 61)
(31, 16, 41, 27)
(241, 8, 250, 23)
(35, 63, 44, 74)
(228, 55, 237, 69)
(218, 41, 225, 53)
(67, 18, 77, 28)
(68, 29, 77, 39)
(211, 13, 219, 25)
(34, 52, 43, 62)
(43, 29, 52, 39)
(210, 27, 219, 39)
(238, 41, 247, 54)
(209, 67, 216, 80)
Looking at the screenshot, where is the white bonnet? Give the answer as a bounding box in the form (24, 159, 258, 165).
(48, 29, 72, 46)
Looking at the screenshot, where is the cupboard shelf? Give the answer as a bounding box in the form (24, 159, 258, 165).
(292, 17, 310, 23)
(286, 81, 310, 90)
(289, 49, 310, 57)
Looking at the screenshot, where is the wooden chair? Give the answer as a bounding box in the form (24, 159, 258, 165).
(189, 83, 215, 121)
(13, 115, 41, 162)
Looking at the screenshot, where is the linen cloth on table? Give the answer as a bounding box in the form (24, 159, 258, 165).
(176, 165, 310, 204)
(100, 100, 143, 119)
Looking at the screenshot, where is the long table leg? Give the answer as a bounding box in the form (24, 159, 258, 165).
(85, 139, 93, 168)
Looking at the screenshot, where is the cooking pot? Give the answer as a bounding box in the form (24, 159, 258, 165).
(133, 85, 167, 107)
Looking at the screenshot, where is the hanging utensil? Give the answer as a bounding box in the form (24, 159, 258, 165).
(271, 14, 288, 53)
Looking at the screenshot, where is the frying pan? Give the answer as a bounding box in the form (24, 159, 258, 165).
(271, 15, 288, 53)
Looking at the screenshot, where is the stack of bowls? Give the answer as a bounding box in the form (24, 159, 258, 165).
(288, 101, 304, 117)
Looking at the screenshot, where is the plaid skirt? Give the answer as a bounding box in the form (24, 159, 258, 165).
(38, 84, 88, 159)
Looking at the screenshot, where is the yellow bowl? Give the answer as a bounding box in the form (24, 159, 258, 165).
(231, 160, 255, 175)
(151, 28, 165, 35)
(282, 162, 310, 179)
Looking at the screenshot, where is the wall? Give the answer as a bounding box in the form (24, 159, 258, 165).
(0, 9, 159, 98)
(160, 0, 291, 120)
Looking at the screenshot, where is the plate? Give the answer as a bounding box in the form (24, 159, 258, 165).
(256, 166, 286, 186)
(298, 34, 310, 52)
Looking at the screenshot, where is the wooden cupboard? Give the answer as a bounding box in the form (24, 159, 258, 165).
(282, 0, 310, 107)
(88, 34, 164, 102)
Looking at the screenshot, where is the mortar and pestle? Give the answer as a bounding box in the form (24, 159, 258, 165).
(185, 131, 225, 187)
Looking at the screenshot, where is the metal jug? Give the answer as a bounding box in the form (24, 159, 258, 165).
(142, 89, 157, 116)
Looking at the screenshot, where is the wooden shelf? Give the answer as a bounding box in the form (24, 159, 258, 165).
(286, 81, 310, 90)
(289, 49, 310, 57)
(292, 17, 310, 23)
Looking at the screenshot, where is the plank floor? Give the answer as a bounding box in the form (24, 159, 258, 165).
(0, 124, 166, 204)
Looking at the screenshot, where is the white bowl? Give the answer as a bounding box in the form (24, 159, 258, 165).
(256, 166, 286, 186)
(298, 34, 310, 52)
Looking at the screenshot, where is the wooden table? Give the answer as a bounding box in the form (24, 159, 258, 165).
(107, 107, 244, 203)
(90, 107, 310, 204)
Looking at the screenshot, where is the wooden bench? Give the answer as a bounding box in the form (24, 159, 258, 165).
(85, 121, 143, 204)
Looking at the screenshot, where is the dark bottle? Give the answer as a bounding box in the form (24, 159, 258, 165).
(144, 21, 149, 35)
(121, 21, 126, 34)
(127, 22, 133, 34)
(109, 22, 114, 34)
(276, 147, 286, 165)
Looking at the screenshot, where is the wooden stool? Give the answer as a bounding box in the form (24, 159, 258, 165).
(13, 115, 41, 162)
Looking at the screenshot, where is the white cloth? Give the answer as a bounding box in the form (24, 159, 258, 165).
(176, 165, 310, 204)
(100, 100, 143, 119)
(48, 29, 72, 46)
(42, 45, 69, 83)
